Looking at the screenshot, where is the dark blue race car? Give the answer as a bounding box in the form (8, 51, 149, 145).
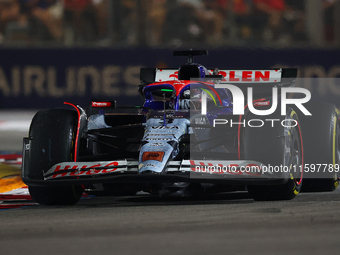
(22, 50, 340, 205)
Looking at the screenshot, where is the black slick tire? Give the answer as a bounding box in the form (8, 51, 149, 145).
(27, 109, 83, 205)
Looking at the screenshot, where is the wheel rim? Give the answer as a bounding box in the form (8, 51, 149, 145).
(335, 120, 340, 180)
(292, 138, 302, 185)
(283, 109, 303, 186)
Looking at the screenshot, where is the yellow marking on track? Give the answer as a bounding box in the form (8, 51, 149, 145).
(0, 164, 21, 179)
(0, 175, 26, 193)
(0, 164, 25, 193)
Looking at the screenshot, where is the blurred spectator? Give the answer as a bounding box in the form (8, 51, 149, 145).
(0, 0, 20, 32)
(21, 0, 64, 41)
(323, 0, 337, 42)
(284, 0, 307, 42)
(0, 0, 338, 48)
(92, 0, 108, 39)
(118, 0, 138, 45)
(64, 0, 108, 43)
(146, 0, 167, 46)
(162, 0, 204, 46)
(63, 0, 94, 42)
(199, 0, 226, 44)
(252, 0, 286, 43)
(161, 0, 227, 46)
(224, 0, 253, 41)
(0, 0, 28, 42)
(174, 0, 226, 44)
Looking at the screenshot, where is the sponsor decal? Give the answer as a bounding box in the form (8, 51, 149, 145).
(151, 126, 179, 129)
(142, 152, 164, 162)
(92, 101, 112, 107)
(150, 143, 164, 146)
(212, 70, 278, 82)
(145, 134, 177, 139)
(253, 101, 270, 106)
(195, 117, 207, 124)
(143, 164, 156, 168)
(146, 138, 172, 141)
(50, 161, 120, 179)
(151, 115, 184, 119)
(173, 81, 185, 86)
(155, 69, 282, 83)
(146, 134, 176, 136)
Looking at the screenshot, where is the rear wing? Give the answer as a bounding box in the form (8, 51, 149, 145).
(140, 68, 297, 85)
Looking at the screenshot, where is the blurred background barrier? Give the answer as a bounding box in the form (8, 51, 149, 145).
(0, 0, 340, 109)
(0, 48, 340, 109)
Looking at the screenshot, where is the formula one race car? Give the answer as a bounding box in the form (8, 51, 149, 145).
(22, 50, 340, 205)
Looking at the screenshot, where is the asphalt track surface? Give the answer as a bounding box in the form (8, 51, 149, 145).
(1, 111, 340, 255)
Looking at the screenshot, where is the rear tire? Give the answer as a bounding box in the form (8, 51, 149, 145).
(27, 109, 83, 205)
(245, 108, 303, 200)
(298, 103, 339, 192)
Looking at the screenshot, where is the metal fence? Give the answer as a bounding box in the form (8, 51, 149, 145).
(0, 0, 339, 48)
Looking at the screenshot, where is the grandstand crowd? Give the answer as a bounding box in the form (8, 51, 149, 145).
(0, 0, 338, 47)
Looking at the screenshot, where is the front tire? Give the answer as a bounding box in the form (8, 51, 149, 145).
(27, 109, 83, 205)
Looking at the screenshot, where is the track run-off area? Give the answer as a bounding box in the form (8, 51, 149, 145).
(0, 110, 340, 255)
